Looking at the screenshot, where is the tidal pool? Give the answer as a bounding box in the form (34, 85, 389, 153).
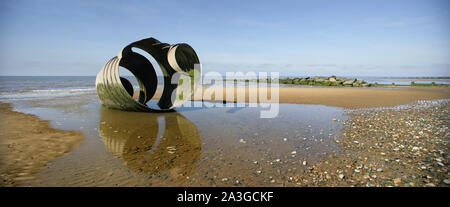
(7, 94, 346, 186)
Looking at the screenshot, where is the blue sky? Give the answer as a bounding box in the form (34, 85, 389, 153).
(0, 0, 449, 76)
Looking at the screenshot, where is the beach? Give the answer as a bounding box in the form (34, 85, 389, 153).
(1, 84, 449, 186)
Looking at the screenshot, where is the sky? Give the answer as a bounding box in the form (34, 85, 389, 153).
(0, 0, 449, 76)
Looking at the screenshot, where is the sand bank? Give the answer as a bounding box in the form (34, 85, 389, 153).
(185, 87, 450, 108)
(0, 103, 83, 186)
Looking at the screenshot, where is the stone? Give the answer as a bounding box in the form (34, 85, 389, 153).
(343, 79, 356, 85)
(443, 179, 450, 185)
(393, 178, 402, 185)
(316, 78, 326, 82)
(338, 174, 345, 179)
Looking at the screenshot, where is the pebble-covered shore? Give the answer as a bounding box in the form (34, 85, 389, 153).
(289, 100, 449, 187)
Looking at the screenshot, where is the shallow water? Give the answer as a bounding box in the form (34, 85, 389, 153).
(4, 92, 346, 186)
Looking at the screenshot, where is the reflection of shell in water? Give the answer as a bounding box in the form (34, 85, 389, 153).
(98, 107, 201, 178)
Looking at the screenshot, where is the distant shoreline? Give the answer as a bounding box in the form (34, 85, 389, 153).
(228, 76, 450, 87)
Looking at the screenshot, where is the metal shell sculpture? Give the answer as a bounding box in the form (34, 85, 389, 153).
(96, 37, 201, 111)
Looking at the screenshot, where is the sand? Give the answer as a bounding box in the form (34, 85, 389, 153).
(154, 86, 450, 109)
(0, 103, 83, 186)
(270, 87, 449, 108)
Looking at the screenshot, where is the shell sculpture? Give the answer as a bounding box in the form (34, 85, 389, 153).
(96, 37, 201, 111)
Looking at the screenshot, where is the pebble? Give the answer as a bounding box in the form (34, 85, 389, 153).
(393, 178, 402, 185)
(239, 139, 246, 144)
(338, 174, 345, 179)
(291, 151, 297, 155)
(283, 138, 287, 142)
(443, 179, 450, 185)
(221, 178, 228, 182)
(302, 161, 307, 166)
(312, 101, 450, 187)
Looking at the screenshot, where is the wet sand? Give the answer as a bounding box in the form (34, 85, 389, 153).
(0, 103, 83, 186)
